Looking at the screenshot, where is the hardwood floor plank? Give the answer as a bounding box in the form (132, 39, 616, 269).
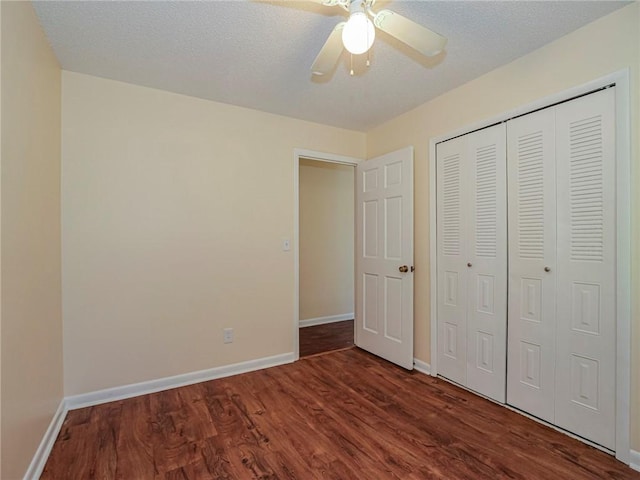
(206, 384, 280, 479)
(150, 387, 220, 476)
(115, 395, 156, 479)
(90, 402, 121, 479)
(299, 320, 353, 357)
(41, 402, 122, 479)
(233, 371, 352, 479)
(198, 434, 234, 479)
(41, 422, 99, 478)
(271, 367, 419, 478)
(176, 387, 219, 440)
(293, 356, 487, 479)
(63, 404, 94, 427)
(43, 348, 640, 479)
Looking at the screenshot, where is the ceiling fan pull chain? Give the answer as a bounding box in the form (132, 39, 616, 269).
(350, 53, 354, 76)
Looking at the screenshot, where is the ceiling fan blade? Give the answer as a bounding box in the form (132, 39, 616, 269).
(311, 22, 345, 76)
(373, 9, 446, 57)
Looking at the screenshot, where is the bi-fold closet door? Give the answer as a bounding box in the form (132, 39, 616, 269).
(436, 87, 616, 451)
(436, 123, 508, 403)
(507, 88, 616, 450)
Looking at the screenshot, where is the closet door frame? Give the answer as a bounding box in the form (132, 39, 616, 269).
(428, 69, 631, 464)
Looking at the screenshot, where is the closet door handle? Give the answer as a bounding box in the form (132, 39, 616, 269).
(467, 262, 472, 268)
(399, 265, 409, 273)
(544, 266, 551, 272)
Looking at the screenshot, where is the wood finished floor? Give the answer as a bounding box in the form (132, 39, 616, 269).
(43, 348, 639, 480)
(299, 320, 354, 358)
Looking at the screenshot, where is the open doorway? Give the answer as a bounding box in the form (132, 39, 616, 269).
(294, 151, 360, 359)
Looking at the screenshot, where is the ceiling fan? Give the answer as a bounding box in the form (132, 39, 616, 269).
(309, 0, 447, 76)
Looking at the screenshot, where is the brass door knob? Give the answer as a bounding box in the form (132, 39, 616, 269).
(399, 265, 409, 273)
(544, 266, 551, 272)
(467, 262, 472, 267)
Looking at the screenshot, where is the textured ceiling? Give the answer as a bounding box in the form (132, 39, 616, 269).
(33, 1, 629, 131)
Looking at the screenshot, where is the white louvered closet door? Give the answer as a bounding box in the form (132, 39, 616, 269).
(437, 124, 507, 402)
(436, 135, 468, 385)
(436, 88, 618, 449)
(465, 124, 507, 403)
(506, 108, 558, 423)
(554, 88, 616, 449)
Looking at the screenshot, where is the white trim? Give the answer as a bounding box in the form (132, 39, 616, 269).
(293, 149, 362, 361)
(429, 137, 438, 378)
(413, 359, 431, 375)
(294, 148, 362, 167)
(612, 71, 632, 466)
(23, 399, 67, 480)
(428, 69, 631, 459)
(65, 352, 294, 410)
(630, 450, 640, 472)
(299, 313, 354, 328)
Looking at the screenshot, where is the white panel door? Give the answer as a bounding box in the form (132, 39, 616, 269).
(436, 135, 468, 385)
(554, 88, 616, 449)
(356, 147, 414, 370)
(465, 124, 508, 403)
(506, 108, 558, 423)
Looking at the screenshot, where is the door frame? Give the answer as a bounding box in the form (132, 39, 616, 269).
(428, 69, 632, 463)
(293, 148, 362, 361)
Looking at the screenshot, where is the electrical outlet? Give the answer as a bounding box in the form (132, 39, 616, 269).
(223, 328, 233, 344)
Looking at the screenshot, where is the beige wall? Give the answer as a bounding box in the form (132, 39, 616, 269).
(1, 2, 63, 479)
(62, 71, 366, 395)
(299, 159, 354, 321)
(367, 3, 640, 450)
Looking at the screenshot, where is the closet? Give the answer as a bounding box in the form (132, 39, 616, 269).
(436, 123, 507, 403)
(436, 87, 616, 450)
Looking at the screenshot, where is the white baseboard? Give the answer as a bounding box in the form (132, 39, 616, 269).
(630, 450, 640, 472)
(413, 358, 431, 375)
(23, 399, 68, 480)
(65, 352, 295, 410)
(299, 313, 354, 328)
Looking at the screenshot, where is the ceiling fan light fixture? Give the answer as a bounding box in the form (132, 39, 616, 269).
(342, 12, 375, 55)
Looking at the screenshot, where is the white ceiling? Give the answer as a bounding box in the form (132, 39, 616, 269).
(33, 0, 629, 131)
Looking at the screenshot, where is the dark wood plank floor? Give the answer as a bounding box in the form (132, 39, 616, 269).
(299, 319, 354, 357)
(42, 348, 639, 480)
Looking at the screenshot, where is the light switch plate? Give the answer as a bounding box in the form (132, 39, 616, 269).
(223, 328, 233, 344)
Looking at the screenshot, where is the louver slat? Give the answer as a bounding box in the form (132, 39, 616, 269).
(442, 154, 460, 256)
(517, 132, 544, 259)
(475, 145, 497, 258)
(569, 115, 603, 262)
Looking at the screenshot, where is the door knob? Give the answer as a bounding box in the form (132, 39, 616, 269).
(467, 262, 472, 268)
(544, 266, 551, 272)
(399, 265, 409, 273)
